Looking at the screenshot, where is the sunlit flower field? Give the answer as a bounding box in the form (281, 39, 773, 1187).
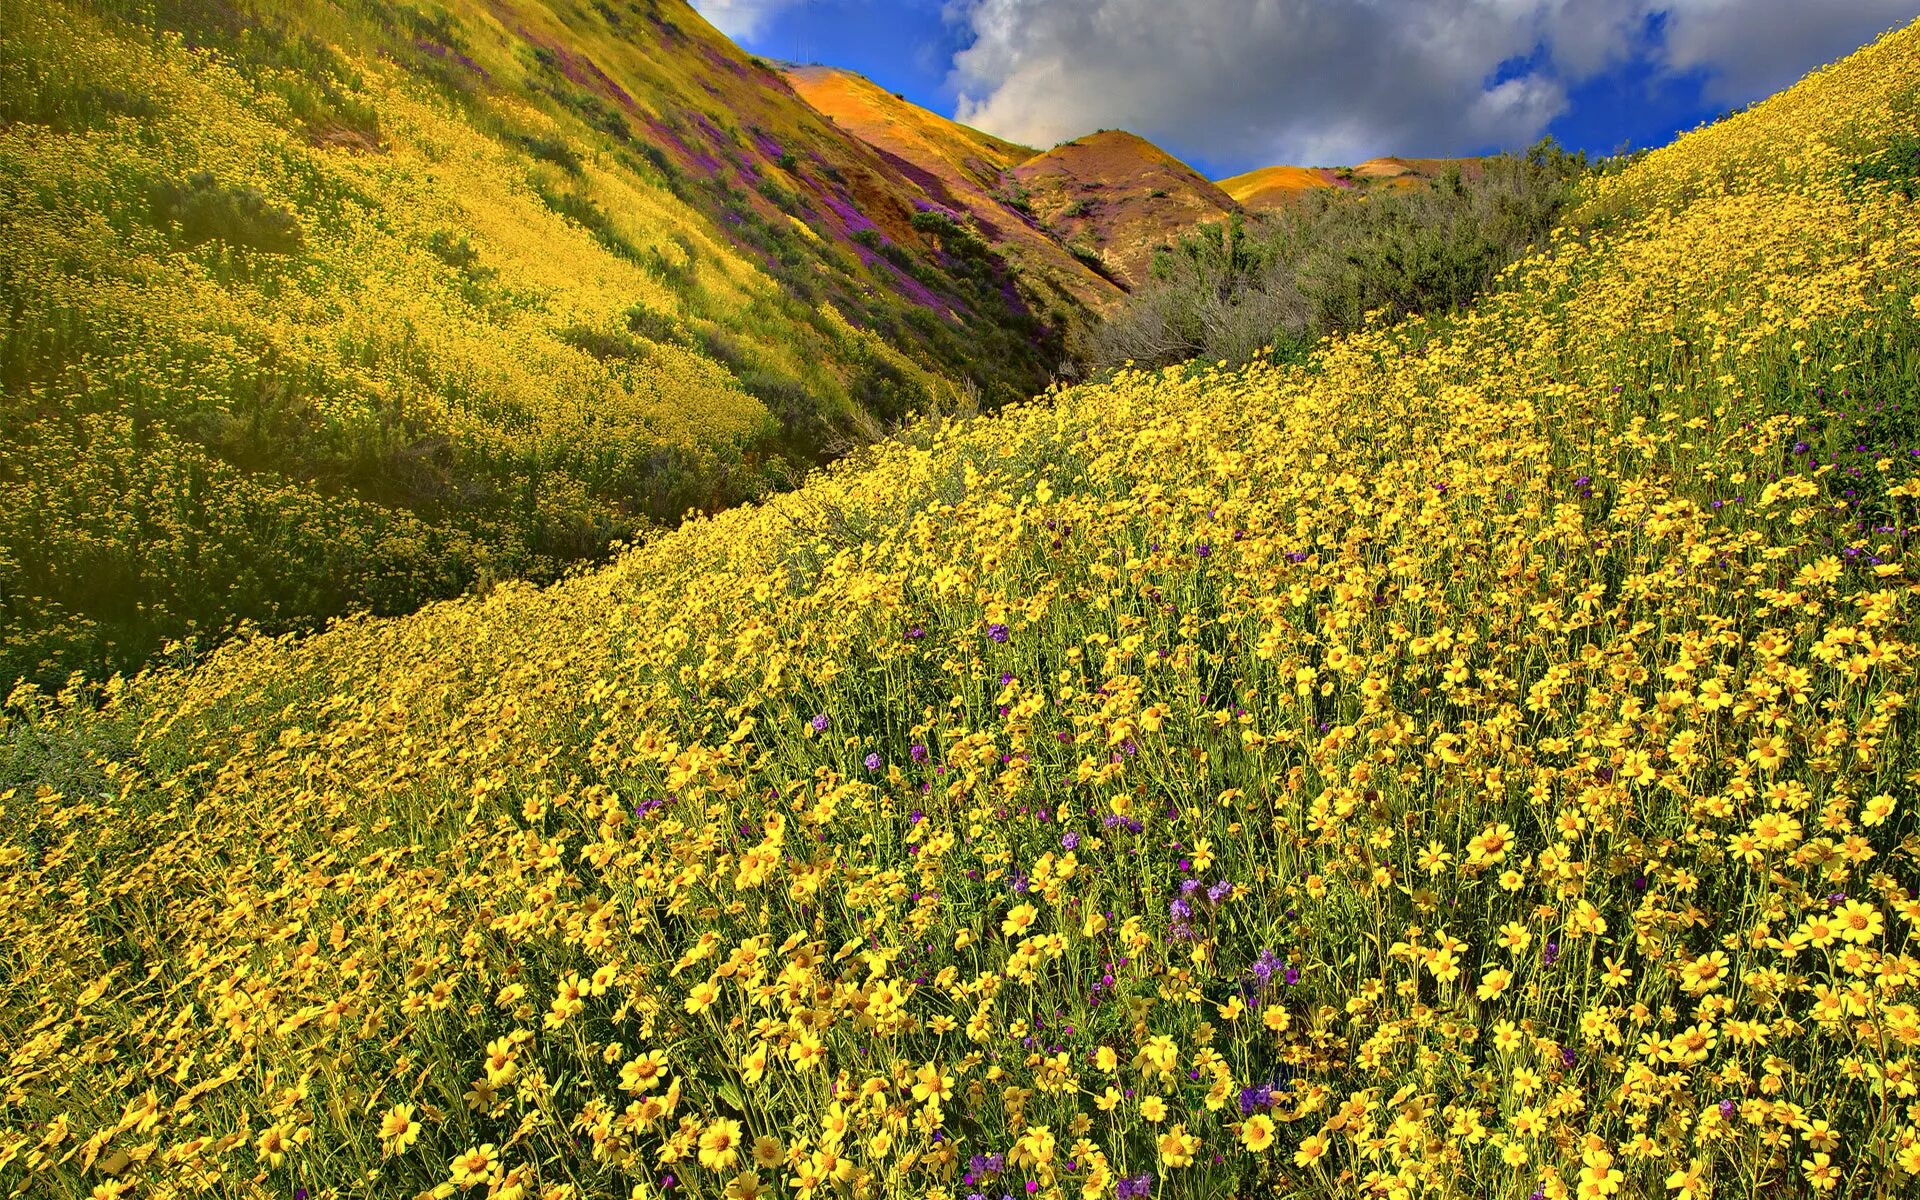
(5, 18, 1920, 1200)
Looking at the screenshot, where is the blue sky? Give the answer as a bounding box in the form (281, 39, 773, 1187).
(692, 1, 1918, 178)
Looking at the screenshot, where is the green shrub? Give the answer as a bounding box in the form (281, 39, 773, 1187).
(1087, 139, 1592, 371)
(149, 172, 304, 253)
(1847, 133, 1920, 199)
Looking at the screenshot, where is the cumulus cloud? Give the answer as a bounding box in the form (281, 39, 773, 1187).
(943, 0, 1916, 170)
(1660, 0, 1917, 102)
(688, 0, 803, 40)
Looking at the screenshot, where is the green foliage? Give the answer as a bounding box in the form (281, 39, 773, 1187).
(1847, 133, 1920, 200)
(514, 132, 585, 175)
(528, 181, 648, 264)
(149, 172, 305, 253)
(1089, 139, 1591, 370)
(624, 302, 690, 346)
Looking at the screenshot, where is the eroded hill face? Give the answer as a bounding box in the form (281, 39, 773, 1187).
(1010, 129, 1241, 288)
(1221, 156, 1482, 212)
(778, 65, 1482, 305)
(784, 64, 1126, 314)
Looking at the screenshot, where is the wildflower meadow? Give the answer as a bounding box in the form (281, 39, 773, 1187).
(6, 14, 1920, 1200)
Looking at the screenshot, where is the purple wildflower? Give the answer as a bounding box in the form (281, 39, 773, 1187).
(1250, 948, 1283, 987)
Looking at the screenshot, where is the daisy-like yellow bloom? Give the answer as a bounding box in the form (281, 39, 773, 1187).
(1748, 734, 1788, 771)
(1294, 1132, 1329, 1168)
(1835, 900, 1883, 944)
(255, 1122, 293, 1168)
(1795, 913, 1842, 951)
(1600, 956, 1633, 988)
(544, 976, 589, 1028)
(1080, 1162, 1113, 1200)
(1139, 1094, 1168, 1122)
(700, 1118, 744, 1171)
(620, 1049, 670, 1092)
(1001, 902, 1039, 937)
(1417, 839, 1454, 876)
(911, 1061, 953, 1104)
(483, 1035, 517, 1084)
(787, 1156, 826, 1200)
(1666, 1159, 1708, 1199)
(1140, 1034, 1179, 1074)
(448, 1143, 498, 1188)
(1803, 1151, 1841, 1191)
(1241, 1113, 1276, 1152)
(379, 1104, 421, 1155)
(1896, 1141, 1920, 1176)
(1467, 822, 1516, 865)
(751, 1135, 786, 1171)
(1157, 1123, 1199, 1169)
(1579, 1145, 1624, 1196)
(1017, 1125, 1057, 1166)
(724, 1172, 767, 1200)
(819, 1101, 852, 1147)
(684, 978, 722, 1014)
(740, 1044, 769, 1085)
(788, 1032, 827, 1071)
(1680, 951, 1731, 995)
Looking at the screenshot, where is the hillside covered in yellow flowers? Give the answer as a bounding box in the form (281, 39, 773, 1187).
(5, 15, 1920, 1200)
(0, 0, 1097, 688)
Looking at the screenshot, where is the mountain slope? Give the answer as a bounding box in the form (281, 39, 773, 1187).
(1218, 162, 1345, 207)
(1221, 156, 1481, 212)
(783, 64, 1040, 178)
(784, 64, 1126, 314)
(0, 0, 1072, 687)
(8, 15, 1920, 1200)
(1011, 129, 1241, 288)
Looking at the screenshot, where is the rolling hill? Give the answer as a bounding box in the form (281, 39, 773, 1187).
(1010, 129, 1242, 288)
(1220, 156, 1481, 212)
(0, 0, 1081, 688)
(6, 14, 1919, 1200)
(784, 64, 1126, 314)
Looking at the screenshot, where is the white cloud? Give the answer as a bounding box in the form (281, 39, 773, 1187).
(941, 1, 1919, 171)
(688, 0, 804, 40)
(1659, 0, 1917, 102)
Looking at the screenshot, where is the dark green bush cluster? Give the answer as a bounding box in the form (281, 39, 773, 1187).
(1847, 133, 1920, 200)
(1086, 139, 1591, 370)
(149, 173, 304, 254)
